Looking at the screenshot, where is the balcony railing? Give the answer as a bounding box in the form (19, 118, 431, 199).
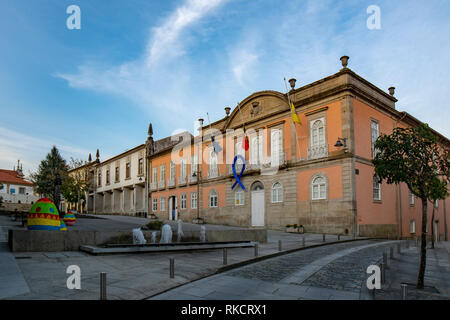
(189, 174, 197, 183)
(150, 181, 157, 191)
(158, 180, 165, 190)
(168, 177, 175, 188)
(208, 167, 219, 179)
(307, 144, 328, 160)
(178, 175, 186, 186)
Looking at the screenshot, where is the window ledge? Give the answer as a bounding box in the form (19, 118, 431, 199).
(373, 200, 382, 204)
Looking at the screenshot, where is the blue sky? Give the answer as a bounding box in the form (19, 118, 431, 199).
(1, 0, 449, 175)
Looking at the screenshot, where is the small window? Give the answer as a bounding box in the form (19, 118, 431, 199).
(152, 198, 158, 212)
(311, 176, 326, 200)
(106, 170, 110, 184)
(126, 162, 131, 179)
(160, 164, 166, 182)
(410, 220, 416, 234)
(160, 197, 165, 212)
(271, 182, 283, 203)
(19, 187, 25, 195)
(138, 158, 144, 175)
(115, 166, 120, 182)
(373, 175, 381, 201)
(191, 192, 197, 209)
(409, 190, 415, 205)
(180, 194, 187, 210)
(152, 167, 158, 183)
(98, 171, 102, 186)
(235, 189, 244, 206)
(209, 189, 218, 208)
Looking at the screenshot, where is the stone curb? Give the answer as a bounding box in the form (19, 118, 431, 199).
(142, 237, 378, 300)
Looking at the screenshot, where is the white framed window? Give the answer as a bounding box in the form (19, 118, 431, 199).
(310, 118, 325, 147)
(160, 164, 166, 182)
(191, 192, 198, 209)
(373, 175, 381, 201)
(160, 197, 166, 212)
(250, 133, 263, 165)
(409, 190, 415, 205)
(169, 161, 175, 180)
(209, 189, 218, 207)
(410, 220, 416, 234)
(152, 167, 158, 183)
(311, 176, 326, 200)
(209, 149, 218, 178)
(272, 182, 283, 203)
(235, 189, 244, 206)
(270, 128, 283, 166)
(371, 120, 380, 158)
(152, 197, 158, 212)
(191, 155, 198, 175)
(235, 139, 245, 171)
(180, 193, 187, 210)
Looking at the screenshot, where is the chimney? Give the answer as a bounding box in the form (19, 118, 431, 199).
(288, 78, 296, 90)
(340, 55, 349, 69)
(224, 107, 231, 117)
(388, 86, 395, 96)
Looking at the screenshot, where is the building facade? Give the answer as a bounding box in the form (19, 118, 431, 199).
(77, 56, 450, 240)
(0, 160, 38, 207)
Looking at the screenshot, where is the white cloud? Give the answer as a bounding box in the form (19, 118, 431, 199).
(0, 126, 97, 174)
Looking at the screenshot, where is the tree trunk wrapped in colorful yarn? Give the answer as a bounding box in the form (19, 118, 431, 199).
(63, 211, 76, 226)
(27, 198, 62, 231)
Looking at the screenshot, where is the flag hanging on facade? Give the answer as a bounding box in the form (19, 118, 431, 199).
(290, 102, 301, 124)
(242, 126, 249, 151)
(211, 135, 222, 154)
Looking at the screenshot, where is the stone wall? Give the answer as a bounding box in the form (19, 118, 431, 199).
(358, 224, 398, 238)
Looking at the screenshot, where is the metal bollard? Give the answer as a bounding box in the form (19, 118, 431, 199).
(338, 234, 341, 241)
(415, 237, 419, 247)
(169, 258, 174, 278)
(278, 240, 282, 251)
(390, 247, 394, 259)
(254, 243, 258, 257)
(322, 234, 326, 242)
(302, 236, 305, 247)
(383, 252, 388, 269)
(380, 263, 385, 284)
(401, 283, 408, 300)
(223, 248, 227, 265)
(100, 272, 107, 300)
(397, 243, 401, 254)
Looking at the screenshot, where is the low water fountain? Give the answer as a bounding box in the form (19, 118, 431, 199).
(132, 228, 146, 245)
(160, 224, 173, 243)
(200, 225, 206, 242)
(151, 231, 157, 244)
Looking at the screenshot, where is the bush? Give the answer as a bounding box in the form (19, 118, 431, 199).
(146, 220, 163, 230)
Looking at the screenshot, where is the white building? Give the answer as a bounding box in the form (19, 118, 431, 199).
(0, 161, 38, 205)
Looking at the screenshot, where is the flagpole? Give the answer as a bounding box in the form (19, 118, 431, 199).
(284, 77, 302, 160)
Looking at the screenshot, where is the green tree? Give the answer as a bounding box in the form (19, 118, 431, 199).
(30, 146, 69, 209)
(61, 158, 89, 212)
(373, 124, 449, 289)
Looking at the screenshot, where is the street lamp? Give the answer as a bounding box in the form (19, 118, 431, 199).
(334, 137, 347, 148)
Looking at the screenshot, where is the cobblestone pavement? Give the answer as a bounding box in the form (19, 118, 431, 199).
(151, 240, 396, 300)
(228, 240, 382, 282)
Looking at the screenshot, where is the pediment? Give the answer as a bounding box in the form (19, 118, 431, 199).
(224, 91, 288, 130)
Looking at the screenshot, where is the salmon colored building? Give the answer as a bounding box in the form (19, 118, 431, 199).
(143, 56, 449, 239)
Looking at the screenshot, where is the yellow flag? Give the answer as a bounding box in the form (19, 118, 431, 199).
(290, 102, 301, 124)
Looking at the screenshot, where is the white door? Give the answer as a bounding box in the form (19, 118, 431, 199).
(251, 190, 265, 227)
(168, 197, 173, 220)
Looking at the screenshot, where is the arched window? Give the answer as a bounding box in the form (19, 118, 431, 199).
(209, 149, 218, 178)
(311, 118, 325, 147)
(311, 175, 326, 200)
(209, 189, 218, 207)
(271, 182, 283, 203)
